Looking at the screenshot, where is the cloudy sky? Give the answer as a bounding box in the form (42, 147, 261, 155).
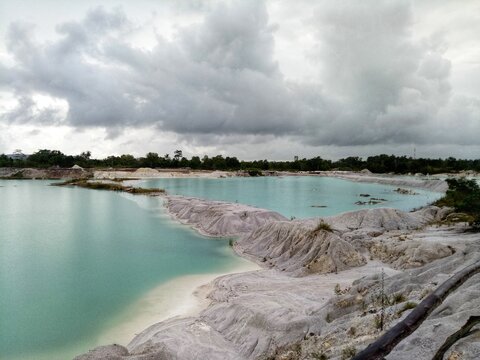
(0, 0, 479, 160)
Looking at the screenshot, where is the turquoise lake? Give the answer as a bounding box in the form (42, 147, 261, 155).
(141, 176, 442, 218)
(0, 177, 442, 359)
(0, 180, 245, 360)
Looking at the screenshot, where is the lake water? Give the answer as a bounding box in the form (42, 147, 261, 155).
(141, 176, 442, 218)
(0, 180, 246, 360)
(0, 177, 442, 359)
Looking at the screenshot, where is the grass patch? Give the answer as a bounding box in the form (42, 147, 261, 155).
(397, 301, 418, 315)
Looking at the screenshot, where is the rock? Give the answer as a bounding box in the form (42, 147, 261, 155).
(73, 345, 129, 360)
(394, 187, 418, 195)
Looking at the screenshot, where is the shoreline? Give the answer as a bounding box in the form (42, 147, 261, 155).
(96, 256, 260, 347)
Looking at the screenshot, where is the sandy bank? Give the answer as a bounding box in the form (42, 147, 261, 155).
(93, 168, 236, 180)
(310, 170, 449, 192)
(96, 257, 259, 347)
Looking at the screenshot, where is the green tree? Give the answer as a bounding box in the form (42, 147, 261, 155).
(436, 178, 480, 227)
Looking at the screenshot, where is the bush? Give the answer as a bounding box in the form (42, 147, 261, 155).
(435, 178, 480, 228)
(311, 352, 328, 360)
(314, 220, 333, 233)
(392, 292, 406, 304)
(341, 346, 356, 360)
(246, 168, 263, 176)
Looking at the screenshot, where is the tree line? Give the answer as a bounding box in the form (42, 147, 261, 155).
(1, 150, 480, 174)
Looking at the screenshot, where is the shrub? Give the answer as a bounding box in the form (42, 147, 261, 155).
(341, 346, 356, 360)
(311, 352, 328, 360)
(246, 168, 263, 176)
(314, 220, 333, 233)
(334, 284, 342, 295)
(392, 292, 406, 304)
(397, 301, 417, 315)
(435, 178, 480, 228)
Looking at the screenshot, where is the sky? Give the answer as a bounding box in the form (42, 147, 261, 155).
(0, 0, 479, 160)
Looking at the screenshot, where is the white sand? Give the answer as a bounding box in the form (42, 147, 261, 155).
(96, 257, 259, 347)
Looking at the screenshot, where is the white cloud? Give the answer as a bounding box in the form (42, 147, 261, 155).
(0, 0, 479, 159)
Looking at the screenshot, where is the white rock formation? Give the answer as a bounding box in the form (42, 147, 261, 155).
(75, 197, 477, 360)
(165, 196, 287, 237)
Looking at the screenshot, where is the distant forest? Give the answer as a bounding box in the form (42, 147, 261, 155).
(1, 149, 480, 174)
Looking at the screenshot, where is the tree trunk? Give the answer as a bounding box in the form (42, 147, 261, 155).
(352, 260, 480, 360)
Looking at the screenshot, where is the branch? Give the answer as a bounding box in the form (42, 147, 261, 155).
(432, 315, 480, 360)
(352, 260, 480, 360)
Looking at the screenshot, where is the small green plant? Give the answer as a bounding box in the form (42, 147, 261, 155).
(341, 345, 356, 360)
(334, 284, 342, 296)
(333, 284, 350, 296)
(374, 313, 383, 329)
(311, 351, 328, 360)
(228, 239, 235, 247)
(392, 292, 406, 304)
(398, 301, 417, 315)
(347, 326, 356, 336)
(313, 220, 333, 233)
(325, 312, 332, 323)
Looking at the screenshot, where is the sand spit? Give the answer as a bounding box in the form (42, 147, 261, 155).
(76, 191, 480, 360)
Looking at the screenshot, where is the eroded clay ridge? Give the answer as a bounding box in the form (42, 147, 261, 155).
(76, 197, 479, 360)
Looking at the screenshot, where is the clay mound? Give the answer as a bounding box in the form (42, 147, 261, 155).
(327, 207, 426, 232)
(166, 196, 287, 237)
(237, 221, 366, 275)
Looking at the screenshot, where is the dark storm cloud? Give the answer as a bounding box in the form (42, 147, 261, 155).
(1, 0, 479, 148)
